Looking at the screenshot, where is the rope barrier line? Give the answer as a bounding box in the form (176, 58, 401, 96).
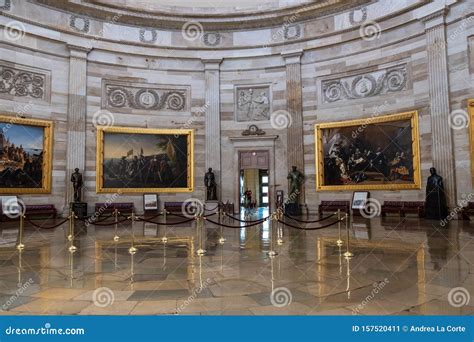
(25, 217, 69, 229)
(206, 217, 268, 228)
(283, 212, 336, 223)
(137, 217, 195, 225)
(167, 212, 217, 218)
(204, 204, 220, 211)
(82, 218, 129, 226)
(277, 218, 343, 230)
(224, 214, 271, 223)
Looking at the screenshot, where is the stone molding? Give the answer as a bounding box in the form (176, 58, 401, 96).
(0, 61, 51, 103)
(102, 80, 190, 112)
(320, 64, 408, 104)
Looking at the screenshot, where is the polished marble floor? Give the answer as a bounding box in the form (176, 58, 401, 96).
(0, 209, 473, 315)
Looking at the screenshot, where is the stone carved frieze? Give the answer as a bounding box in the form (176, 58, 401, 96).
(321, 65, 407, 103)
(0, 63, 49, 101)
(103, 81, 189, 112)
(235, 85, 271, 122)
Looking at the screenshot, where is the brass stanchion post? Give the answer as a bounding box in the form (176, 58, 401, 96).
(128, 212, 138, 255)
(343, 213, 353, 259)
(268, 212, 278, 257)
(218, 209, 226, 245)
(68, 211, 77, 253)
(113, 208, 120, 242)
(336, 209, 343, 246)
(16, 214, 25, 251)
(277, 208, 284, 246)
(196, 214, 206, 256)
(162, 210, 168, 243)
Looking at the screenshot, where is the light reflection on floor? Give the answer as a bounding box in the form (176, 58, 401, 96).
(0, 211, 473, 315)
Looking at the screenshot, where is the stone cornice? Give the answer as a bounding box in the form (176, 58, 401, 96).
(34, 0, 371, 30)
(418, 7, 449, 30)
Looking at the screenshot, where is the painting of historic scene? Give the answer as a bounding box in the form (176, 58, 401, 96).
(97, 127, 193, 193)
(0, 116, 52, 193)
(235, 85, 271, 122)
(315, 112, 420, 190)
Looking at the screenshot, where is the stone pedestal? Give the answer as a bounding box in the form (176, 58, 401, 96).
(71, 202, 87, 219)
(285, 203, 300, 216)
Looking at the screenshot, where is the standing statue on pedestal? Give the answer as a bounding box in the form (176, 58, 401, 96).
(425, 167, 448, 220)
(287, 166, 304, 204)
(71, 168, 83, 203)
(204, 167, 217, 201)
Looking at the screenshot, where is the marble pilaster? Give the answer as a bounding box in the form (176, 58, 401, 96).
(423, 9, 457, 207)
(202, 58, 222, 200)
(65, 45, 90, 208)
(282, 50, 305, 204)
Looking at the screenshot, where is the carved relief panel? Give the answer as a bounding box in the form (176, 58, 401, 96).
(0, 61, 51, 103)
(320, 64, 408, 104)
(102, 80, 190, 112)
(235, 85, 272, 122)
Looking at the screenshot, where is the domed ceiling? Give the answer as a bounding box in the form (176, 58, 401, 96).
(35, 0, 371, 29)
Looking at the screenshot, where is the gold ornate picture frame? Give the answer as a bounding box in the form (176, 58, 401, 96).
(315, 111, 421, 191)
(0, 115, 53, 194)
(96, 126, 194, 193)
(469, 99, 474, 185)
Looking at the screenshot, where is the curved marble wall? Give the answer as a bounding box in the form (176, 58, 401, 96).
(0, 0, 472, 214)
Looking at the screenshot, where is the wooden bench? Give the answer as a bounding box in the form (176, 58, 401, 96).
(164, 202, 184, 213)
(94, 202, 134, 217)
(318, 201, 350, 217)
(25, 204, 57, 219)
(381, 201, 424, 218)
(460, 202, 474, 220)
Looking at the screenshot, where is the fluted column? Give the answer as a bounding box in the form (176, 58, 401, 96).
(202, 58, 222, 200)
(66, 45, 90, 207)
(422, 9, 456, 207)
(282, 50, 305, 204)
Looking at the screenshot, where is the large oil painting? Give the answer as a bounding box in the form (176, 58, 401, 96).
(96, 127, 194, 193)
(315, 111, 420, 191)
(0, 115, 53, 194)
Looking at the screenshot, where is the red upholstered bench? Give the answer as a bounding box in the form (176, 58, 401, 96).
(164, 202, 184, 213)
(402, 201, 425, 218)
(25, 204, 57, 219)
(381, 201, 425, 218)
(94, 202, 134, 216)
(381, 201, 403, 217)
(318, 201, 350, 218)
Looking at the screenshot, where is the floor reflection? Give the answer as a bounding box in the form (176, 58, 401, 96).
(0, 212, 472, 315)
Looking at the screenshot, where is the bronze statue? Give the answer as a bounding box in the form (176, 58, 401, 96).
(287, 166, 304, 204)
(204, 167, 217, 201)
(425, 167, 448, 221)
(71, 168, 83, 203)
